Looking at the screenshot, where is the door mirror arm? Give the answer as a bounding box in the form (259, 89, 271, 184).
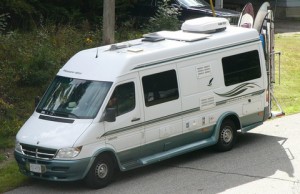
(101, 108, 116, 122)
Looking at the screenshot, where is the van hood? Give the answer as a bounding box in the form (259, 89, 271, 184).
(16, 113, 92, 149)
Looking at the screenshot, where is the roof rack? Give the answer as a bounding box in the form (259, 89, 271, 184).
(107, 42, 142, 51)
(143, 30, 210, 42)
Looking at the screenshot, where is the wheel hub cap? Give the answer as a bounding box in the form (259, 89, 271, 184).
(222, 128, 232, 144)
(96, 163, 108, 179)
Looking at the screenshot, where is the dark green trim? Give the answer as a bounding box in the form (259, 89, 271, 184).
(114, 111, 265, 171)
(103, 107, 199, 136)
(132, 39, 260, 70)
(240, 111, 264, 131)
(140, 137, 215, 166)
(241, 122, 263, 133)
(118, 125, 215, 170)
(263, 106, 270, 121)
(14, 151, 92, 181)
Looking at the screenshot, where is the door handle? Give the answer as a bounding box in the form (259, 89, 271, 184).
(131, 118, 140, 122)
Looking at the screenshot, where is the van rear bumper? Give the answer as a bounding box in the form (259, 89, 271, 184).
(14, 151, 92, 181)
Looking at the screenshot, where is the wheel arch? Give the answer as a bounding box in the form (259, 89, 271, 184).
(213, 111, 241, 142)
(83, 147, 122, 179)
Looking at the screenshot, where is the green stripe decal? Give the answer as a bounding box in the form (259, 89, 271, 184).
(103, 107, 200, 136)
(215, 83, 261, 97)
(216, 89, 265, 106)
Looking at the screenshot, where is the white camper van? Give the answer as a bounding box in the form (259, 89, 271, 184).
(14, 17, 282, 188)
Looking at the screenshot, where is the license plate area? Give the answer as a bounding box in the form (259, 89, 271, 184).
(29, 163, 46, 174)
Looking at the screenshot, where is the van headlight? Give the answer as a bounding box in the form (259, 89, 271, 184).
(55, 146, 82, 159)
(15, 140, 22, 153)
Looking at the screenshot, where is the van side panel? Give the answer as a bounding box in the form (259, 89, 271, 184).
(115, 42, 267, 170)
(139, 64, 183, 157)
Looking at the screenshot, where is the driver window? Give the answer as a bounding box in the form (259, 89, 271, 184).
(107, 82, 135, 117)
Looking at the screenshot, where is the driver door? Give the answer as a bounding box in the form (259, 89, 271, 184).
(104, 76, 144, 165)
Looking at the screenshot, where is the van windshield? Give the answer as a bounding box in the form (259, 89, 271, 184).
(36, 76, 112, 119)
(179, 0, 209, 7)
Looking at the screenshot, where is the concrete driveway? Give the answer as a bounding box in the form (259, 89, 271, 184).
(5, 113, 300, 194)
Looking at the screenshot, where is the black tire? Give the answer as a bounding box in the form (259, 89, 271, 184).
(84, 154, 115, 189)
(215, 119, 237, 152)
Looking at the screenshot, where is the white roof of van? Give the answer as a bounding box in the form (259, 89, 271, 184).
(58, 25, 259, 82)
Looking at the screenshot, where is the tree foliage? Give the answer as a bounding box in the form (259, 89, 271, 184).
(0, 13, 10, 33)
(0, 0, 181, 140)
(145, 0, 181, 32)
(0, 0, 137, 31)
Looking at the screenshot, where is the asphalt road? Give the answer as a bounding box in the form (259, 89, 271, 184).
(6, 113, 300, 194)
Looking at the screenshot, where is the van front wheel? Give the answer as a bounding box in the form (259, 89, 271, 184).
(215, 119, 237, 152)
(84, 154, 115, 189)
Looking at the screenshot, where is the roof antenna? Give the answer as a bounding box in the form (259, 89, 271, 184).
(95, 47, 99, 58)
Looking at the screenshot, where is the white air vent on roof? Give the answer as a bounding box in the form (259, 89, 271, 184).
(181, 17, 229, 33)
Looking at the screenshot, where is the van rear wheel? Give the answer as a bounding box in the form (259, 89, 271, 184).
(215, 119, 237, 152)
(84, 154, 115, 189)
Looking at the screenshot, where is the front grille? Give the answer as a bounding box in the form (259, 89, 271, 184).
(21, 144, 57, 160)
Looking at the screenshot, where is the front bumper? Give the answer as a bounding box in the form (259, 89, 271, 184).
(14, 151, 92, 181)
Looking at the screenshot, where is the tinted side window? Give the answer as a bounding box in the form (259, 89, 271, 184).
(222, 50, 261, 86)
(107, 82, 135, 116)
(142, 70, 179, 107)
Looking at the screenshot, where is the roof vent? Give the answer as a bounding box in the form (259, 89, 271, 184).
(107, 42, 142, 51)
(181, 17, 229, 33)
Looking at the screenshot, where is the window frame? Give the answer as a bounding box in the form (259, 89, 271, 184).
(106, 82, 136, 117)
(222, 50, 262, 86)
(142, 69, 179, 107)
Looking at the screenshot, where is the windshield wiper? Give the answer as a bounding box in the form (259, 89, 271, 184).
(38, 109, 79, 119)
(38, 109, 55, 115)
(52, 110, 79, 119)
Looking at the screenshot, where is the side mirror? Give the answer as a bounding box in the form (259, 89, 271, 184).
(35, 96, 40, 108)
(101, 108, 116, 122)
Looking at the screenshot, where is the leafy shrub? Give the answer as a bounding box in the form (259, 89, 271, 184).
(0, 24, 102, 87)
(0, 13, 9, 33)
(0, 14, 145, 142)
(145, 0, 181, 32)
(0, 24, 100, 139)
